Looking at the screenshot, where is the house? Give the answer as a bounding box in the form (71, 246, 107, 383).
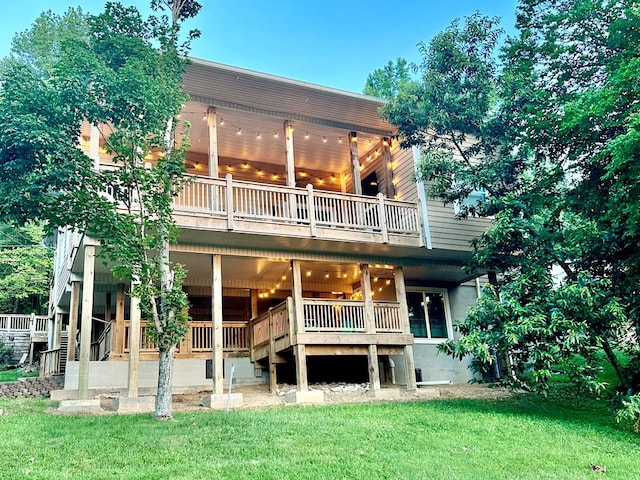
(47, 58, 490, 403)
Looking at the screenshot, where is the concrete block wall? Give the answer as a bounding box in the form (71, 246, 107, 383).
(0, 375, 64, 398)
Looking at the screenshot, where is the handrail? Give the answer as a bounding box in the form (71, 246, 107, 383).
(40, 348, 62, 377)
(174, 174, 421, 240)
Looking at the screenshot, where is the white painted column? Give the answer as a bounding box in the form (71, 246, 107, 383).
(207, 107, 219, 178)
(212, 254, 223, 394)
(78, 245, 96, 400)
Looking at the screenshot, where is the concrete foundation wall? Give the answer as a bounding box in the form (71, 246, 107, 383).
(64, 357, 265, 393)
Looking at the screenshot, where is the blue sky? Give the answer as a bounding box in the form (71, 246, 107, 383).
(0, 1, 518, 93)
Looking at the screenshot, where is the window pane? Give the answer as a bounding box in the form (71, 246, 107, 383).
(426, 293, 448, 338)
(406, 292, 427, 338)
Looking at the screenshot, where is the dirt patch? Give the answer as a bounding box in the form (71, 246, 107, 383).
(168, 382, 512, 412)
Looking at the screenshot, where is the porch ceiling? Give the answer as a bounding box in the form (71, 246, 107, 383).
(181, 58, 397, 175)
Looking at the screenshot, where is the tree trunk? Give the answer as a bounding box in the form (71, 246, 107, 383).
(155, 343, 176, 419)
(601, 337, 629, 392)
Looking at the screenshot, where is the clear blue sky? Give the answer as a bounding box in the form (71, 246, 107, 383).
(1, 1, 518, 93)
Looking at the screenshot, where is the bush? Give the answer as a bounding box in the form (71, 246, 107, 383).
(0, 337, 14, 367)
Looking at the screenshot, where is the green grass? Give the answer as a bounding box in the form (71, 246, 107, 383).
(0, 368, 38, 383)
(0, 393, 638, 479)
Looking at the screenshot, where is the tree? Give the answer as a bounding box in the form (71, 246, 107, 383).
(0, 222, 53, 314)
(363, 58, 413, 100)
(0, 1, 201, 419)
(371, 3, 640, 428)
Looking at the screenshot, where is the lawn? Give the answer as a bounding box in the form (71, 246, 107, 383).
(0, 368, 38, 383)
(0, 393, 638, 480)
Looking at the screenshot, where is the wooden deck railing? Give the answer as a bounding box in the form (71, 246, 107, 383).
(174, 175, 421, 241)
(0, 314, 49, 338)
(40, 348, 63, 377)
(122, 321, 249, 354)
(90, 322, 112, 361)
(301, 299, 403, 333)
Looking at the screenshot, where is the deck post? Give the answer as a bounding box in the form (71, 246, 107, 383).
(394, 266, 417, 390)
(78, 244, 96, 400)
(367, 344, 381, 390)
(113, 286, 125, 356)
(377, 193, 389, 244)
(306, 184, 317, 237)
(127, 281, 141, 398)
(225, 174, 234, 230)
(54, 313, 63, 350)
(291, 260, 308, 391)
(207, 106, 219, 178)
(349, 132, 362, 195)
(212, 254, 224, 395)
(284, 121, 295, 187)
(360, 264, 375, 334)
(268, 308, 277, 393)
(294, 344, 308, 391)
(381, 137, 395, 199)
(67, 281, 80, 362)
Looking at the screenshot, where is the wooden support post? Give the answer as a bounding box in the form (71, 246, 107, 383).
(377, 193, 389, 244)
(306, 184, 317, 237)
(249, 289, 258, 362)
(284, 121, 295, 187)
(113, 286, 125, 356)
(268, 308, 277, 393)
(54, 313, 63, 349)
(349, 132, 362, 195)
(104, 292, 112, 323)
(404, 344, 417, 390)
(78, 245, 96, 400)
(225, 174, 234, 230)
(67, 281, 80, 362)
(381, 137, 395, 199)
(393, 266, 410, 334)
(360, 264, 375, 333)
(207, 106, 219, 178)
(368, 344, 381, 390)
(291, 260, 308, 391)
(294, 344, 308, 391)
(394, 266, 417, 390)
(291, 261, 305, 336)
(128, 281, 141, 398)
(212, 254, 224, 395)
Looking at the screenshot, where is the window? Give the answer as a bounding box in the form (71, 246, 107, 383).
(454, 186, 488, 215)
(406, 289, 452, 341)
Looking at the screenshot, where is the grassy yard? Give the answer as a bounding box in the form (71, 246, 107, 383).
(0, 368, 38, 383)
(0, 393, 638, 480)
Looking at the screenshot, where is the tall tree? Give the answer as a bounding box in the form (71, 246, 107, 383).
(372, 3, 640, 429)
(0, 1, 201, 419)
(0, 222, 53, 315)
(363, 58, 413, 100)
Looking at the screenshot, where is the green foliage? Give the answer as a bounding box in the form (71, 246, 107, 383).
(363, 58, 413, 100)
(372, 1, 640, 429)
(0, 222, 53, 314)
(0, 1, 202, 416)
(0, 338, 14, 368)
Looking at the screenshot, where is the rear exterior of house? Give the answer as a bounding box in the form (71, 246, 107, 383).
(47, 59, 490, 398)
